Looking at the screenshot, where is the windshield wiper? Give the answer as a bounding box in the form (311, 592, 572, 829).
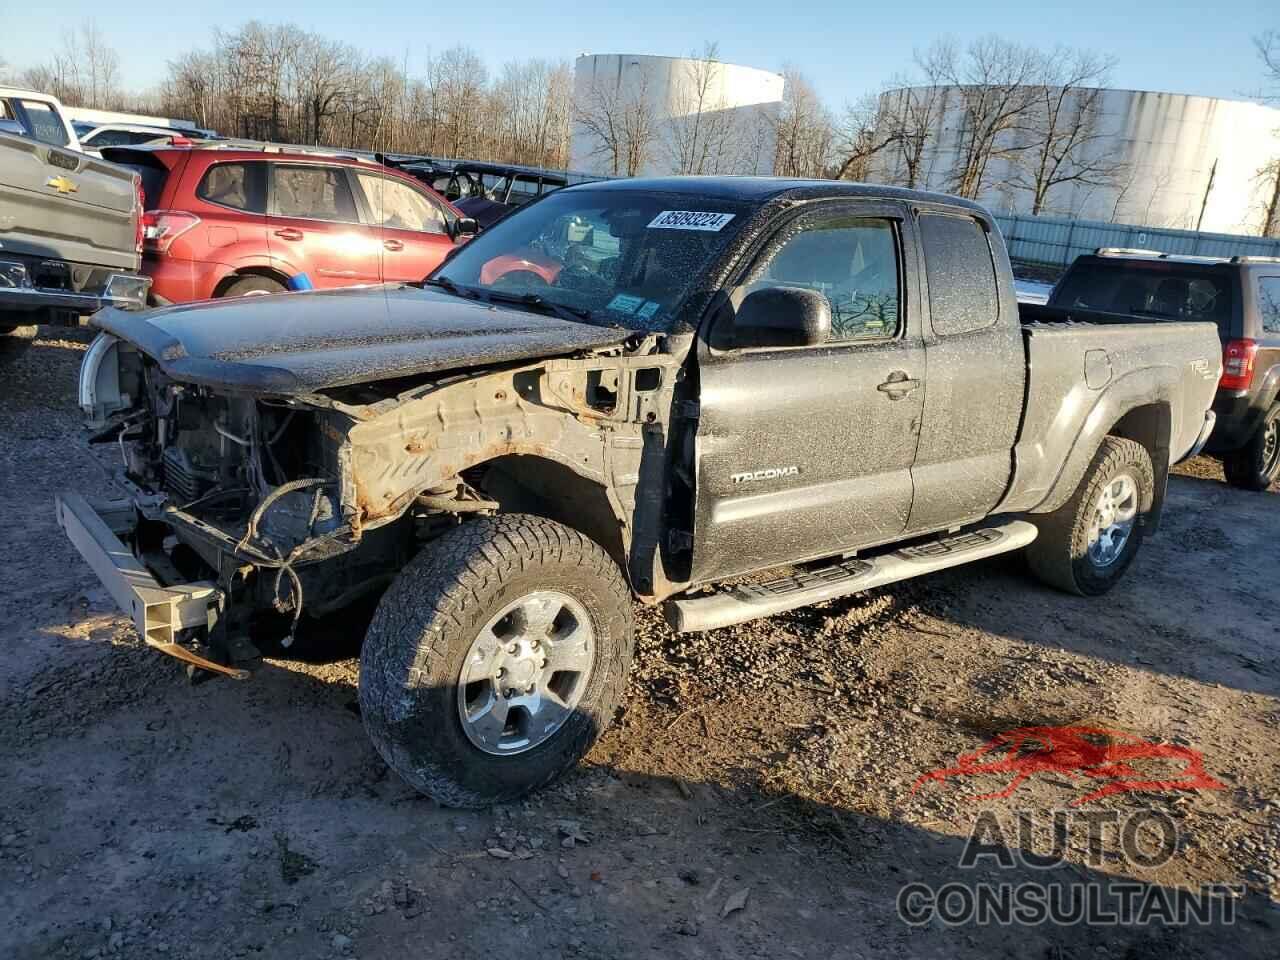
(483, 290, 595, 324)
(423, 276, 488, 302)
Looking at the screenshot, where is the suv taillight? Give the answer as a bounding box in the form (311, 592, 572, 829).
(133, 180, 145, 255)
(1220, 339, 1258, 391)
(142, 210, 200, 255)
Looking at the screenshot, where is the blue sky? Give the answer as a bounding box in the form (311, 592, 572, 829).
(4, 0, 1276, 107)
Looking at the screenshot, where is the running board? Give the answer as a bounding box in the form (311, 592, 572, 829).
(664, 520, 1038, 633)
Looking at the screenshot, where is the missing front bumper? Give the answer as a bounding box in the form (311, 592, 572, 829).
(54, 492, 249, 680)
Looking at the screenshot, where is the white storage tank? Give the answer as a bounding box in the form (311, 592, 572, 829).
(570, 53, 784, 178)
(866, 86, 1280, 236)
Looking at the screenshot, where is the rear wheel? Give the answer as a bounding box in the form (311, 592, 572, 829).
(1222, 405, 1280, 491)
(1027, 437, 1154, 596)
(358, 514, 634, 808)
(219, 275, 286, 298)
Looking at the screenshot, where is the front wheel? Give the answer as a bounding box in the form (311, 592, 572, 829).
(1222, 405, 1280, 491)
(1026, 436, 1154, 596)
(358, 514, 634, 808)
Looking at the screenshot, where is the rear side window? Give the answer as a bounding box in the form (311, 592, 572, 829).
(271, 165, 357, 222)
(19, 100, 69, 146)
(1053, 263, 1234, 330)
(197, 162, 266, 213)
(1260, 277, 1280, 334)
(920, 214, 998, 336)
(109, 156, 169, 208)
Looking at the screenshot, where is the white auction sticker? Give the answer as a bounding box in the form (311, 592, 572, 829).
(647, 210, 736, 231)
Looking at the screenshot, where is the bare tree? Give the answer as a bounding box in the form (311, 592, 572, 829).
(1256, 159, 1280, 238)
(832, 92, 893, 181)
(152, 25, 573, 168)
(574, 65, 657, 176)
(1253, 30, 1280, 236)
(1142, 166, 1176, 225)
(926, 36, 1043, 199)
(1256, 30, 1280, 98)
(295, 36, 355, 145)
(79, 22, 121, 109)
(772, 68, 835, 178)
(1011, 48, 1124, 215)
(664, 43, 743, 175)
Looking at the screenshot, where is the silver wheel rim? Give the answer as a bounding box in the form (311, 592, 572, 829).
(1263, 418, 1279, 478)
(1087, 472, 1138, 568)
(457, 590, 595, 756)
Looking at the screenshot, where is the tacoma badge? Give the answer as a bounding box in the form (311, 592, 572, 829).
(730, 466, 800, 484)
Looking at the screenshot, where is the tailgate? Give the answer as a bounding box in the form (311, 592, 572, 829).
(0, 132, 139, 271)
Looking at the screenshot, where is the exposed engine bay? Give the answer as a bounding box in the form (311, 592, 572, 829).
(77, 329, 690, 654)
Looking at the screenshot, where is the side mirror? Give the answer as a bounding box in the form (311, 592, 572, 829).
(0, 118, 26, 137)
(451, 217, 479, 240)
(732, 286, 831, 348)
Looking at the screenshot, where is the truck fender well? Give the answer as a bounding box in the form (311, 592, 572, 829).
(999, 367, 1178, 521)
(477, 455, 626, 568)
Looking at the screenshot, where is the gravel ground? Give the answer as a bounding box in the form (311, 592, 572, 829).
(2, 328, 1277, 960)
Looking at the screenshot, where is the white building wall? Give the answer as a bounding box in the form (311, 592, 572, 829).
(869, 86, 1280, 236)
(570, 54, 784, 178)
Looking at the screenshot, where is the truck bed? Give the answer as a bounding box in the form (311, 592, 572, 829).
(999, 308, 1222, 515)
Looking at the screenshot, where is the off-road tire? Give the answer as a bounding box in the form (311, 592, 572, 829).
(219, 275, 286, 298)
(1026, 436, 1154, 596)
(1222, 405, 1280, 492)
(359, 514, 634, 808)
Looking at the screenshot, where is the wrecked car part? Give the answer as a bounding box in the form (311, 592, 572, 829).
(54, 492, 246, 679)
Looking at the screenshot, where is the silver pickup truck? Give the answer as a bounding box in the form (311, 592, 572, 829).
(0, 93, 149, 332)
(60, 178, 1221, 807)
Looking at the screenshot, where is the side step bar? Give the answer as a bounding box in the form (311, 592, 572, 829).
(664, 520, 1038, 633)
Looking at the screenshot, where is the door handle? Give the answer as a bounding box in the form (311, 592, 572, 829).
(273, 228, 303, 241)
(877, 371, 921, 400)
(383, 239, 404, 252)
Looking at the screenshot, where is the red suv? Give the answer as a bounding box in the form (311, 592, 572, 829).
(100, 145, 472, 303)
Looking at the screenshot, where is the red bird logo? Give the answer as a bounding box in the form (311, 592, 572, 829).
(913, 725, 1226, 806)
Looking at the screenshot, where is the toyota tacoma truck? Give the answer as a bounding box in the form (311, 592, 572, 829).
(1036, 248, 1280, 490)
(59, 178, 1221, 807)
(0, 104, 149, 334)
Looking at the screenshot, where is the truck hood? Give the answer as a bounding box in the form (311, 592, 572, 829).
(92, 285, 631, 395)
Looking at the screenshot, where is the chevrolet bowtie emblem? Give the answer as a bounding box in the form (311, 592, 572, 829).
(45, 176, 78, 194)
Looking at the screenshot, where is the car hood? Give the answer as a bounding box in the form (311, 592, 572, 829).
(92, 285, 631, 395)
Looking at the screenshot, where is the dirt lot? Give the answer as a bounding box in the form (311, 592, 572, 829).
(2, 329, 1277, 960)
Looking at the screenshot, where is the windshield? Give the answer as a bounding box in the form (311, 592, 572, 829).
(1053, 263, 1235, 330)
(433, 189, 749, 332)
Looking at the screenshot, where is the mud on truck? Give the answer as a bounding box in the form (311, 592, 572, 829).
(61, 178, 1222, 807)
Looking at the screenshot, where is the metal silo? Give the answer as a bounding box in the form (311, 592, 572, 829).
(570, 54, 785, 178)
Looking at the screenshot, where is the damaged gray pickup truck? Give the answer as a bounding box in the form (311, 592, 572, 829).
(60, 178, 1221, 807)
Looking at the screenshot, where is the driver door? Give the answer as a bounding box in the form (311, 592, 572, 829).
(689, 201, 926, 583)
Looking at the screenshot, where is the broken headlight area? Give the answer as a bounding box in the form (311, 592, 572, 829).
(94, 365, 389, 638)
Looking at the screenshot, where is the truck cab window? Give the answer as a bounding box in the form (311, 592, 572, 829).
(920, 214, 998, 336)
(750, 217, 900, 341)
